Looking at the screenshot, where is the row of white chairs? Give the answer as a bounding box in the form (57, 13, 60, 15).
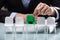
(4, 17, 57, 33)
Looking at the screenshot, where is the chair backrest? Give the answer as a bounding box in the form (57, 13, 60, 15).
(47, 17, 55, 25)
(5, 17, 13, 26)
(26, 14, 36, 24)
(15, 17, 24, 26)
(37, 17, 45, 25)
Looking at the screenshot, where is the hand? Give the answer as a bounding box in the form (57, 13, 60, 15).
(33, 3, 55, 17)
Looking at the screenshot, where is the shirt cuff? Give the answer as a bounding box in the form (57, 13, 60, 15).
(50, 7, 60, 20)
(9, 12, 17, 18)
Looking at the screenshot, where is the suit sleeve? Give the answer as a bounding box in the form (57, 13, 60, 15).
(50, 0, 60, 22)
(0, 0, 11, 23)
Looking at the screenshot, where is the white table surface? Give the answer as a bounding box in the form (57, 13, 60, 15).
(0, 23, 60, 40)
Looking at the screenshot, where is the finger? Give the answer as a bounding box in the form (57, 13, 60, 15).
(41, 5, 49, 14)
(38, 3, 46, 15)
(36, 2, 43, 8)
(45, 7, 51, 15)
(33, 3, 43, 16)
(33, 9, 38, 16)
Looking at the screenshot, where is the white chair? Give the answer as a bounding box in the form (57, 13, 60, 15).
(4, 17, 13, 32)
(4, 17, 14, 40)
(35, 17, 46, 33)
(47, 17, 56, 33)
(15, 17, 24, 32)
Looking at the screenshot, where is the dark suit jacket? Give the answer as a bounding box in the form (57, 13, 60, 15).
(0, 0, 60, 23)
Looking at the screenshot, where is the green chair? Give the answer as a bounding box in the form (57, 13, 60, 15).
(26, 14, 36, 24)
